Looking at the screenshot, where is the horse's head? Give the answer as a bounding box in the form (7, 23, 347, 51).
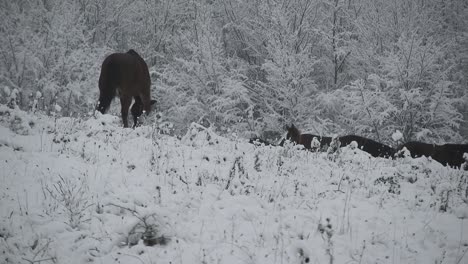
(285, 124, 301, 143)
(131, 99, 156, 115)
(131, 99, 157, 128)
(96, 100, 107, 114)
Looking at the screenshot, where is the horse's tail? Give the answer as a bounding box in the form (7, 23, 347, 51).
(96, 57, 117, 114)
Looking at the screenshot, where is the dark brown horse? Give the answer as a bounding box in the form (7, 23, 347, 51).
(285, 124, 332, 151)
(97, 49, 156, 128)
(339, 135, 396, 158)
(399, 141, 468, 169)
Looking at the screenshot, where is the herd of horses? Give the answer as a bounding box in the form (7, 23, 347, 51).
(250, 124, 468, 170)
(95, 49, 467, 170)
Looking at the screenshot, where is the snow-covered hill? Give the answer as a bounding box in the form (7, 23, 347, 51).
(1, 105, 467, 264)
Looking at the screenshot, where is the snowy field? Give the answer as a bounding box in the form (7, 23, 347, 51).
(1, 105, 467, 264)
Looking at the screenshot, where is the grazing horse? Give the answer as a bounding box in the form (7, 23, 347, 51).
(339, 135, 396, 158)
(285, 124, 332, 151)
(97, 49, 156, 128)
(398, 142, 468, 169)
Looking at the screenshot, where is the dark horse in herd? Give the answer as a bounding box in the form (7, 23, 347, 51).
(97, 49, 156, 128)
(398, 141, 468, 168)
(253, 124, 467, 170)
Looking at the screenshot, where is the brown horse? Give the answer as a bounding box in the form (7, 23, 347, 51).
(97, 49, 156, 128)
(399, 141, 468, 169)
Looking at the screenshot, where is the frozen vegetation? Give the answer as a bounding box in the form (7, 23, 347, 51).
(1, 106, 467, 264)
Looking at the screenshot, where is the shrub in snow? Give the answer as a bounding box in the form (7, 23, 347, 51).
(29, 91, 43, 113)
(181, 122, 222, 147)
(463, 153, 468, 171)
(1, 86, 12, 105)
(396, 146, 411, 158)
(311, 137, 321, 151)
(280, 139, 303, 158)
(437, 183, 453, 213)
(327, 135, 341, 161)
(392, 130, 403, 142)
(348, 140, 358, 150)
(439, 189, 451, 212)
(254, 151, 261, 172)
(2, 86, 10, 99)
(374, 176, 401, 194)
(122, 214, 170, 247)
(44, 174, 91, 229)
(225, 156, 252, 195)
(0, 104, 35, 135)
(7, 88, 20, 109)
(54, 103, 62, 113)
(1, 236, 56, 264)
(318, 218, 334, 264)
(158, 118, 175, 136)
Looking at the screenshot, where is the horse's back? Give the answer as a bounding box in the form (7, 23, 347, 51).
(99, 51, 150, 96)
(126, 49, 150, 82)
(100, 53, 138, 83)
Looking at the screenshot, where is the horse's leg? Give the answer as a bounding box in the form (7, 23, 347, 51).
(131, 96, 142, 128)
(120, 95, 132, 128)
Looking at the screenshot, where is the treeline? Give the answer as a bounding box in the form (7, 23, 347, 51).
(1, 0, 467, 143)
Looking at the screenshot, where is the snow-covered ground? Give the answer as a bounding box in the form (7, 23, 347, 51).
(1, 105, 467, 264)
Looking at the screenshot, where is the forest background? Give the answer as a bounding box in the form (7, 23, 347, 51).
(1, 0, 467, 144)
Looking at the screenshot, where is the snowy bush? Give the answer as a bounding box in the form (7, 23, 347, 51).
(0, 104, 36, 135)
(121, 213, 170, 247)
(0, 110, 467, 263)
(43, 174, 92, 229)
(327, 135, 342, 161)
